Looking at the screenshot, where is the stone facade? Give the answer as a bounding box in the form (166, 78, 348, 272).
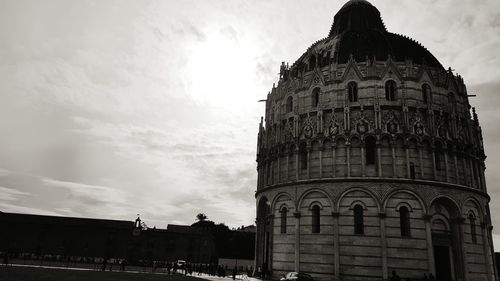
(254, 1, 497, 281)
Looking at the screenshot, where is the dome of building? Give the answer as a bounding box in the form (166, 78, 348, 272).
(254, 1, 495, 281)
(289, 0, 443, 70)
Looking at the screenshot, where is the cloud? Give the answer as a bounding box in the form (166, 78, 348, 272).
(43, 178, 129, 206)
(0, 186, 30, 202)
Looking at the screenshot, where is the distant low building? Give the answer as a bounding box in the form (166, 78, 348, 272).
(0, 211, 254, 265)
(237, 225, 256, 233)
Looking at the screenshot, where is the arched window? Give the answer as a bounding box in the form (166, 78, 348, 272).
(399, 206, 411, 237)
(365, 137, 377, 165)
(354, 204, 364, 234)
(311, 205, 320, 233)
(409, 162, 415, 179)
(299, 143, 308, 170)
(286, 96, 293, 113)
(469, 213, 477, 244)
(280, 207, 288, 234)
(312, 88, 320, 107)
(385, 80, 397, 101)
(348, 82, 358, 102)
(422, 84, 431, 104)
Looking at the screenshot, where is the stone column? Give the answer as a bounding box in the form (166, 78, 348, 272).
(361, 146, 366, 177)
(264, 162, 268, 186)
(377, 146, 382, 177)
(454, 154, 459, 184)
(456, 218, 468, 281)
(488, 226, 498, 281)
(277, 156, 281, 183)
(405, 146, 410, 178)
(423, 214, 436, 276)
(480, 164, 487, 192)
(332, 145, 336, 177)
(444, 152, 449, 182)
(332, 211, 340, 281)
(462, 157, 468, 186)
(267, 215, 275, 275)
(257, 166, 261, 189)
(469, 158, 476, 188)
(431, 151, 437, 180)
(319, 149, 323, 178)
(296, 150, 299, 181)
(346, 143, 351, 177)
(391, 145, 396, 177)
(286, 155, 290, 182)
(269, 159, 274, 185)
(481, 223, 494, 281)
(293, 211, 301, 272)
(307, 149, 311, 179)
(379, 212, 388, 280)
(254, 218, 260, 274)
(419, 146, 424, 178)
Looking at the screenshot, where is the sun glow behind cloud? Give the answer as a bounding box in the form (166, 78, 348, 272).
(185, 27, 261, 111)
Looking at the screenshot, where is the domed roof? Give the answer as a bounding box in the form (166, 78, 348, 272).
(321, 0, 443, 68)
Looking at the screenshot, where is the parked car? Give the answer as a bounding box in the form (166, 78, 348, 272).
(280, 272, 314, 281)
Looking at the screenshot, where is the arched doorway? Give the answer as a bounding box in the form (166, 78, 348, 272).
(430, 197, 464, 281)
(256, 197, 272, 277)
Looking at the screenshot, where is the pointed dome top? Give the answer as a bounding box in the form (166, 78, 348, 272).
(341, 0, 373, 9)
(329, 0, 385, 37)
(315, 0, 443, 69)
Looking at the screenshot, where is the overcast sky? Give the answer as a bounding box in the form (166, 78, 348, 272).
(1, 0, 500, 244)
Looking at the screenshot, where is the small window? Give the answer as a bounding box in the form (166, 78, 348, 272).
(312, 205, 320, 233)
(409, 162, 415, 179)
(299, 143, 308, 170)
(469, 213, 477, 244)
(385, 80, 397, 101)
(348, 82, 358, 102)
(399, 206, 411, 237)
(312, 88, 320, 107)
(281, 207, 288, 234)
(354, 205, 364, 234)
(422, 84, 431, 104)
(286, 96, 293, 113)
(365, 137, 376, 165)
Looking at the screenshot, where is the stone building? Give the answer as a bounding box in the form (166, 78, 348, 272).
(254, 1, 497, 280)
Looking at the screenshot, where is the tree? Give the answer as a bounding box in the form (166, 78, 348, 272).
(196, 213, 208, 222)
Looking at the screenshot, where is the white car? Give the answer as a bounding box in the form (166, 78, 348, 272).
(280, 272, 314, 281)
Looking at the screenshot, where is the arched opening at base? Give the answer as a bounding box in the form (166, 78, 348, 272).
(430, 197, 464, 281)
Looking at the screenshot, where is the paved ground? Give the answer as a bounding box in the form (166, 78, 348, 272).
(0, 265, 205, 281)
